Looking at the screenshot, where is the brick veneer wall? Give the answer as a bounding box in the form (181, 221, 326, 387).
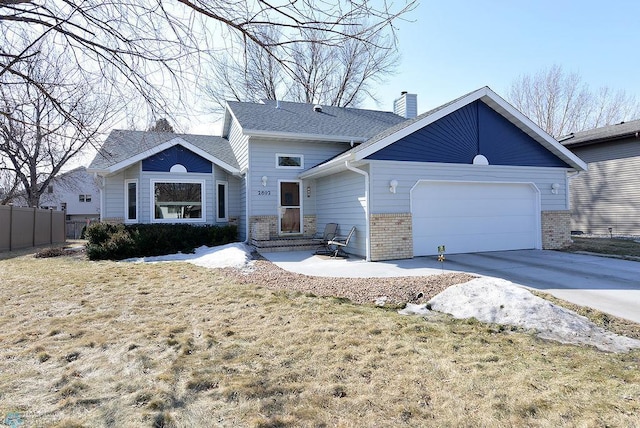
(541, 210, 572, 249)
(249, 215, 277, 240)
(249, 215, 316, 239)
(303, 215, 316, 237)
(370, 213, 413, 261)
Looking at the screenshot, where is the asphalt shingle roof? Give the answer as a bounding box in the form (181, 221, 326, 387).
(226, 100, 407, 140)
(350, 89, 478, 155)
(88, 130, 238, 172)
(560, 119, 640, 147)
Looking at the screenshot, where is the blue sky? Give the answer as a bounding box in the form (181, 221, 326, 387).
(363, 0, 640, 114)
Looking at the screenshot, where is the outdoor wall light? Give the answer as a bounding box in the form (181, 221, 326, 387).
(551, 183, 560, 194)
(389, 179, 398, 194)
(261, 176, 268, 187)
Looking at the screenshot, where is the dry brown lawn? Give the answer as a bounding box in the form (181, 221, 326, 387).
(0, 247, 639, 427)
(566, 236, 640, 258)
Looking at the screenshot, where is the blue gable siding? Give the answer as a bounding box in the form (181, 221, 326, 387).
(366, 101, 569, 167)
(142, 145, 212, 173)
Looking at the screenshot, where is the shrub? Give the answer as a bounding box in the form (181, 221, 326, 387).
(85, 222, 237, 260)
(85, 223, 133, 260)
(34, 247, 68, 258)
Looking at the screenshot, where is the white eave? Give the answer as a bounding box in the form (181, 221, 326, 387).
(243, 128, 367, 143)
(299, 152, 355, 179)
(87, 137, 240, 176)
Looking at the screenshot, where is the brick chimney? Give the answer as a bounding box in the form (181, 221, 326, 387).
(393, 91, 417, 119)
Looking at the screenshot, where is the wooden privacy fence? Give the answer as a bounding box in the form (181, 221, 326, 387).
(0, 205, 66, 252)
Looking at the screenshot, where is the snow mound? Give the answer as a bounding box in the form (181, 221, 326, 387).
(123, 243, 255, 271)
(420, 277, 640, 353)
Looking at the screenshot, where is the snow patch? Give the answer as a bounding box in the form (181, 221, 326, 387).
(123, 243, 255, 271)
(420, 277, 640, 353)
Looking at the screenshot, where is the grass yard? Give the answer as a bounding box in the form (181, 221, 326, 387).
(0, 249, 639, 427)
(565, 236, 640, 258)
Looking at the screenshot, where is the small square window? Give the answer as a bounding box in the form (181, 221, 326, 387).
(79, 195, 85, 202)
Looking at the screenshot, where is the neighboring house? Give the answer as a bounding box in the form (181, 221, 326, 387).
(10, 166, 100, 220)
(87, 87, 587, 261)
(560, 119, 640, 236)
(37, 167, 101, 222)
(38, 167, 101, 238)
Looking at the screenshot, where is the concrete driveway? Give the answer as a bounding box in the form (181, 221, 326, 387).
(262, 250, 640, 324)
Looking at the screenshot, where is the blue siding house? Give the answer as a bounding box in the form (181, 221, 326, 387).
(88, 87, 587, 261)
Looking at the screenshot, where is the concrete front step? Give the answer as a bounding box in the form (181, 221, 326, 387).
(251, 238, 322, 253)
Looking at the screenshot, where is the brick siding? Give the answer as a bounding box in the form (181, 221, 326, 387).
(249, 215, 277, 240)
(370, 213, 413, 261)
(303, 215, 316, 237)
(541, 210, 572, 250)
(250, 215, 316, 240)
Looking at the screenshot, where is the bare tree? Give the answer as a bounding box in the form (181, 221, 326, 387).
(0, 44, 119, 207)
(1, 1, 415, 119)
(204, 21, 399, 110)
(508, 64, 640, 137)
(0, 166, 20, 204)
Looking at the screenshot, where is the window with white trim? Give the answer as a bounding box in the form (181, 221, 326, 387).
(125, 179, 138, 222)
(276, 154, 303, 169)
(216, 180, 228, 222)
(152, 180, 205, 222)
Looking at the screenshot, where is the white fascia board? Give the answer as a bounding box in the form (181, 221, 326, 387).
(104, 137, 240, 175)
(243, 128, 367, 143)
(221, 104, 233, 138)
(354, 88, 489, 161)
(86, 167, 110, 175)
(479, 91, 588, 171)
(298, 152, 355, 179)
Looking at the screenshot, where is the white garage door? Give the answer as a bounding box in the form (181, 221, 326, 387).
(412, 181, 540, 256)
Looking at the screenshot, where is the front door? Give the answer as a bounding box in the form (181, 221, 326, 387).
(279, 180, 301, 235)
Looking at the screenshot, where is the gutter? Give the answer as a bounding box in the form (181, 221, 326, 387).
(299, 152, 354, 180)
(561, 131, 640, 148)
(344, 161, 371, 261)
(243, 128, 367, 144)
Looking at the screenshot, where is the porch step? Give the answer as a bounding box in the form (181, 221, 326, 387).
(251, 237, 321, 253)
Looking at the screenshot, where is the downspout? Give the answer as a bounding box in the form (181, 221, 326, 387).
(94, 173, 105, 222)
(244, 169, 250, 243)
(344, 161, 371, 261)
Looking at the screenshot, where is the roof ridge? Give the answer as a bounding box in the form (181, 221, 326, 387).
(228, 99, 399, 116)
(110, 129, 223, 138)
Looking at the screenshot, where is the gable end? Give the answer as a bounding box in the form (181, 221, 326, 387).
(366, 101, 570, 168)
(142, 145, 212, 173)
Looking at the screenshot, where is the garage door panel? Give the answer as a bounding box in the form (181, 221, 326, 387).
(412, 181, 539, 256)
(415, 215, 535, 235)
(414, 202, 530, 218)
(414, 232, 535, 255)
